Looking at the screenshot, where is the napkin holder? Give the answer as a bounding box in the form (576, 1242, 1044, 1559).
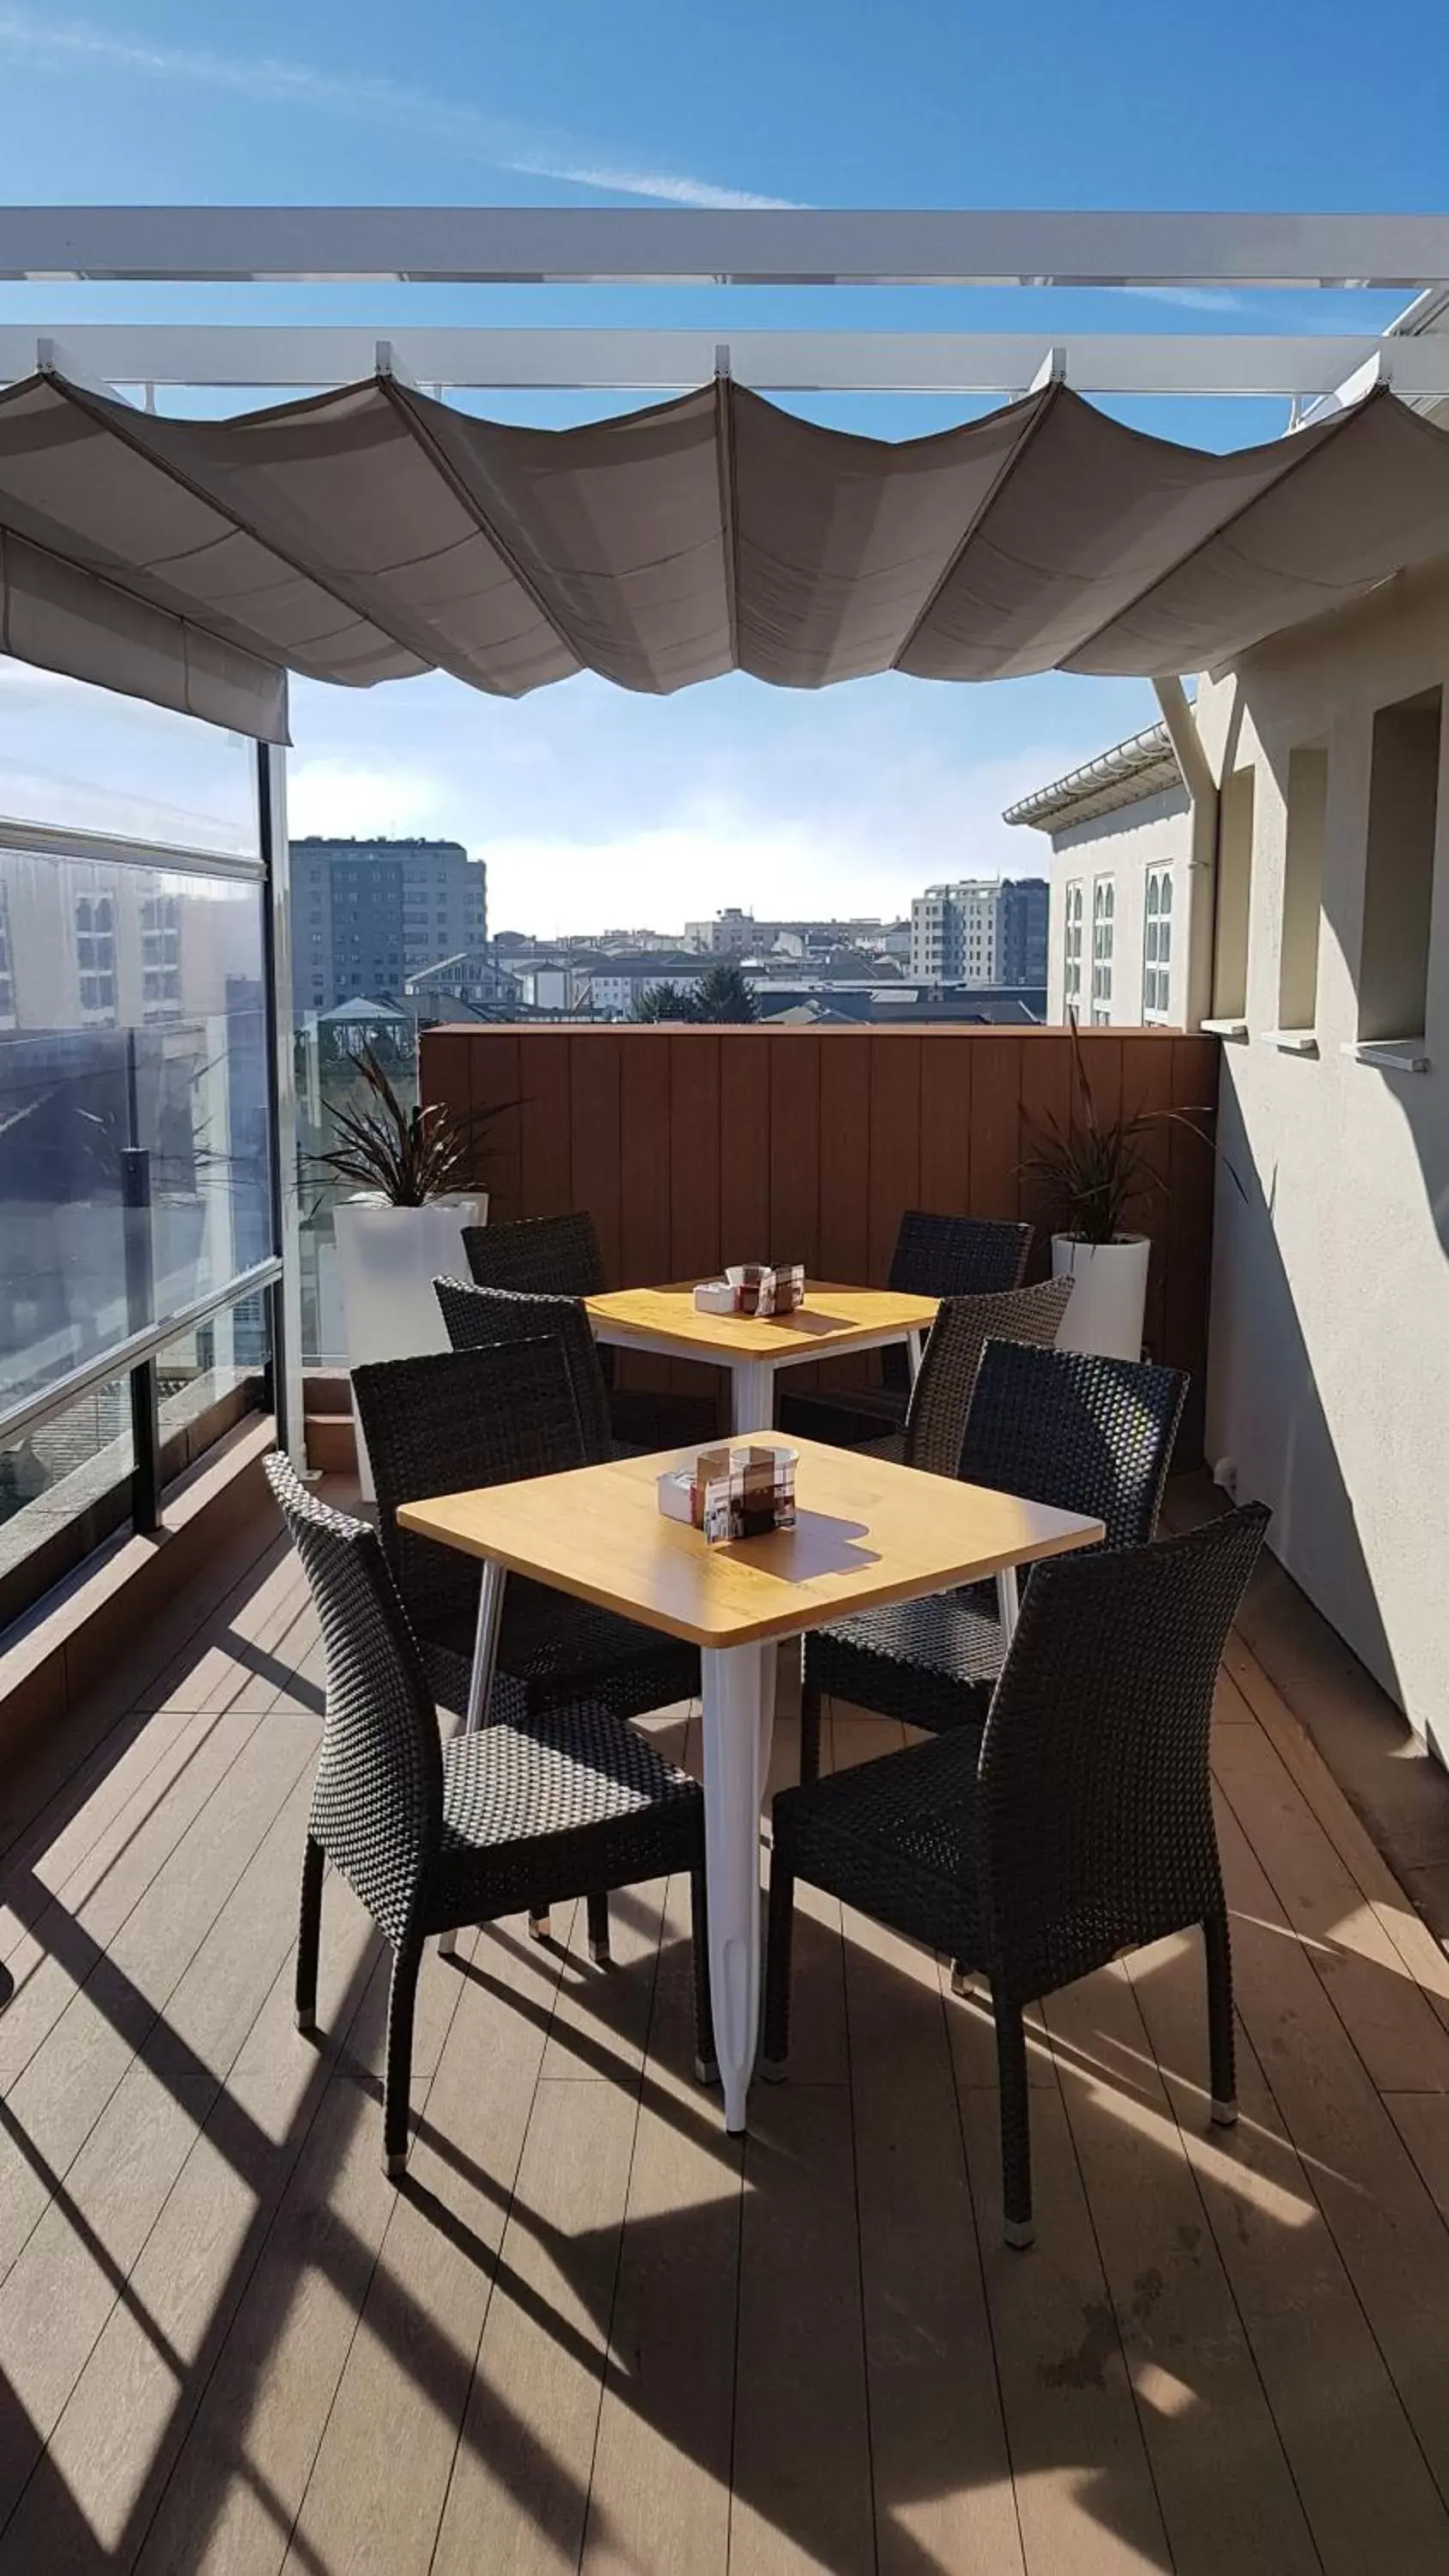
(658, 1443, 798, 1544)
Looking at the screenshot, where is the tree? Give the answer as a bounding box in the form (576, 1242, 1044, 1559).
(691, 963, 760, 1024)
(629, 980, 700, 1022)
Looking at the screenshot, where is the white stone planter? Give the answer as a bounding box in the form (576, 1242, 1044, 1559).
(1050, 1232, 1150, 1363)
(334, 1193, 487, 1498)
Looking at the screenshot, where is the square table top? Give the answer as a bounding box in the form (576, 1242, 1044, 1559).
(584, 1279, 939, 1364)
(397, 1433, 1103, 1651)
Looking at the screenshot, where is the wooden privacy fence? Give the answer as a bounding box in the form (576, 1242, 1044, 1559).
(421, 1024, 1220, 1455)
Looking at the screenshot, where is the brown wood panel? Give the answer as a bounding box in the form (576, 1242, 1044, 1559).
(866, 1035, 922, 1284)
(767, 1031, 821, 1272)
(569, 1029, 624, 1285)
(516, 1029, 574, 1218)
(917, 1035, 973, 1218)
(718, 1032, 771, 1267)
(460, 1029, 524, 1218)
(668, 1034, 722, 1285)
(1119, 1036, 1175, 1362)
(618, 1037, 672, 1291)
(1016, 1032, 1071, 1269)
(816, 1036, 871, 1285)
(966, 1035, 1022, 1219)
(422, 1027, 1222, 1459)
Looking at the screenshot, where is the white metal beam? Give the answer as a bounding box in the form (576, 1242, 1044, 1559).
(4, 325, 1449, 398)
(2, 207, 1449, 288)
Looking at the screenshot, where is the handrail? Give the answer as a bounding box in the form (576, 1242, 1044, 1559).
(0, 1256, 282, 1449)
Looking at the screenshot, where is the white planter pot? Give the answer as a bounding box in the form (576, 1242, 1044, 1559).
(334, 1193, 487, 1498)
(1050, 1233, 1150, 1363)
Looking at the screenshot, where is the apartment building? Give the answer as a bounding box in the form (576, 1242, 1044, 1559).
(1004, 727, 1191, 1028)
(907, 876, 1047, 984)
(289, 835, 488, 1016)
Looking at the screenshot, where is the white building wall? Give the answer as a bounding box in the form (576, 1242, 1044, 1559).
(1193, 563, 1449, 1755)
(1043, 786, 1191, 1024)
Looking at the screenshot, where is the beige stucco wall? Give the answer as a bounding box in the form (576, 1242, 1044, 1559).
(1194, 564, 1449, 1753)
(1043, 785, 1191, 1024)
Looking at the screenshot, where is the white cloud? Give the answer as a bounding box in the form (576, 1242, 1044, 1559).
(285, 671, 1106, 936)
(0, 11, 798, 210)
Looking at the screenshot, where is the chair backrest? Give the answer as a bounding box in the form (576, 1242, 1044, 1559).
(462, 1210, 607, 1298)
(265, 1452, 442, 1944)
(958, 1339, 1186, 1553)
(976, 1505, 1270, 1998)
(434, 1275, 614, 1463)
(888, 1210, 1034, 1299)
(882, 1212, 1034, 1392)
(351, 1338, 591, 1637)
(903, 1277, 1074, 1478)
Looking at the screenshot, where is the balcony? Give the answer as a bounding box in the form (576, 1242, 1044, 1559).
(3, 1448, 1449, 2569)
(0, 1021, 1447, 2570)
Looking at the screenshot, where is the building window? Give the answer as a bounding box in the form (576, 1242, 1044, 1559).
(1278, 746, 1327, 1032)
(1213, 768, 1255, 1023)
(1090, 878, 1114, 1024)
(141, 894, 182, 1018)
(76, 893, 117, 1015)
(1361, 689, 1440, 1045)
(1142, 868, 1173, 1022)
(1063, 881, 1084, 1012)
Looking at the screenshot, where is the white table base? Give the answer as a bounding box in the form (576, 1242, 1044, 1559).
(700, 1636, 777, 2128)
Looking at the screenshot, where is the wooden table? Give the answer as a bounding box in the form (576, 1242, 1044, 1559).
(585, 1280, 941, 1435)
(399, 1435, 1102, 2135)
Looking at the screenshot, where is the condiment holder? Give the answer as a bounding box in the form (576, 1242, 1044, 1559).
(692, 1263, 805, 1319)
(658, 1443, 799, 1544)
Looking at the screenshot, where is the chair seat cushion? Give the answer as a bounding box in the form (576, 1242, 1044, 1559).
(773, 1731, 985, 1962)
(430, 1709, 702, 1927)
(808, 1583, 1003, 1733)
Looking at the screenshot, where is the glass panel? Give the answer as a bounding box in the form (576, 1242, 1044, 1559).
(0, 846, 274, 1419)
(0, 1370, 132, 1601)
(295, 1005, 421, 1364)
(0, 655, 259, 858)
(157, 1288, 270, 1465)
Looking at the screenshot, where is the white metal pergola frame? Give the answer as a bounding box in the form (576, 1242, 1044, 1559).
(0, 207, 1447, 403)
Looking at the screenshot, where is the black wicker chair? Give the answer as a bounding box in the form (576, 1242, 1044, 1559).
(434, 1275, 615, 1459)
(860, 1276, 1075, 1474)
(800, 1339, 1187, 1785)
(778, 1209, 1034, 1451)
(351, 1339, 700, 1741)
(267, 1454, 711, 2177)
(463, 1210, 718, 1450)
(767, 1504, 1270, 2244)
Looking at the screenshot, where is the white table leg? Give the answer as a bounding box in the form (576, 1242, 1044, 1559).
(996, 1564, 1021, 1642)
(730, 1359, 777, 1435)
(700, 1638, 773, 2129)
(906, 1327, 925, 1379)
(440, 1559, 506, 1960)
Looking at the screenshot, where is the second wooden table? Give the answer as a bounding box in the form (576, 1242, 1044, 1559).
(585, 1279, 941, 1434)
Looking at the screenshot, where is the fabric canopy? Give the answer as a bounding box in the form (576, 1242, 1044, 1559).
(3, 368, 1449, 741)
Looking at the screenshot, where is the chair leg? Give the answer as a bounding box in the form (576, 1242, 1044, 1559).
(688, 1870, 718, 2084)
(586, 1890, 612, 1967)
(383, 1942, 422, 2178)
(799, 1668, 824, 1787)
(1203, 1905, 1238, 2125)
(994, 1991, 1034, 2249)
(294, 1835, 324, 2035)
(527, 1900, 553, 1942)
(759, 1860, 795, 2079)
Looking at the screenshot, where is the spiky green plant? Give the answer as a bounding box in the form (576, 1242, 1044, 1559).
(1020, 1011, 1230, 1246)
(306, 1045, 510, 1207)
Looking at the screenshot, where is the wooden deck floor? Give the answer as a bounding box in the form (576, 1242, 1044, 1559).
(4, 1502, 1449, 2573)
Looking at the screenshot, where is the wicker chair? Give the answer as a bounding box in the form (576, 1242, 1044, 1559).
(434, 1275, 615, 1460)
(351, 1339, 700, 1741)
(463, 1210, 719, 1450)
(767, 1504, 1270, 2244)
(860, 1276, 1074, 1473)
(778, 1209, 1034, 1451)
(267, 1454, 711, 2177)
(800, 1339, 1186, 1784)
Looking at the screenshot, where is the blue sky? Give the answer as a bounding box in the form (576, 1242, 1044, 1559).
(0, 1, 1441, 932)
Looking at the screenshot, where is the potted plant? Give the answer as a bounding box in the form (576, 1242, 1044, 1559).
(308, 1048, 508, 1495)
(1020, 1015, 1219, 1363)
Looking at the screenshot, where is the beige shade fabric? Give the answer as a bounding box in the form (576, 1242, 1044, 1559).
(3, 366, 1449, 738)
